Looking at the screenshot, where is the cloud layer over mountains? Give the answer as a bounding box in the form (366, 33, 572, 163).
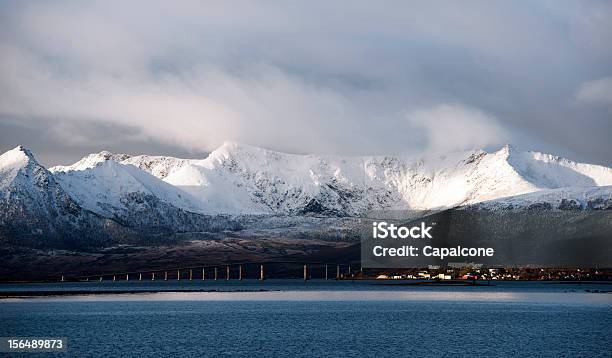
(0, 1, 611, 166)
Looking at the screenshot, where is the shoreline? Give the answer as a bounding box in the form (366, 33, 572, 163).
(1, 281, 611, 299)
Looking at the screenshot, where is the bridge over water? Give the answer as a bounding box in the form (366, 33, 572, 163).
(64, 261, 362, 282)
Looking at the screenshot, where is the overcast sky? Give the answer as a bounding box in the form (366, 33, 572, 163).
(1, 1, 611, 167)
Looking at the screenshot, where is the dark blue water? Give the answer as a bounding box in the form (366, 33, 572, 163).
(0, 279, 609, 294)
(1, 281, 611, 357)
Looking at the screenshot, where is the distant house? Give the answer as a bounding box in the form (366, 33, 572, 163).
(418, 271, 431, 279)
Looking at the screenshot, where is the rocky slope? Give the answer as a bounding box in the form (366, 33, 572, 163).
(0, 146, 131, 248)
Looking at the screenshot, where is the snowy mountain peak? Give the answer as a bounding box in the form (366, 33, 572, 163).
(1, 145, 36, 164)
(15, 144, 35, 157)
(158, 142, 612, 214)
(51, 150, 202, 180)
(50, 151, 131, 172)
(53, 159, 205, 219)
(0, 146, 42, 187)
(3, 143, 612, 219)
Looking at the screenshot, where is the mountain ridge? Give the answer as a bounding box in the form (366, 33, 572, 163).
(50, 151, 200, 179)
(23, 142, 612, 215)
(158, 142, 612, 214)
(0, 146, 132, 248)
(1, 142, 611, 248)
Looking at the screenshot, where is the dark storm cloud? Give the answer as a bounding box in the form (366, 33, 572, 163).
(0, 1, 611, 166)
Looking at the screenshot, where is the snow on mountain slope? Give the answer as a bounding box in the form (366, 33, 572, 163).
(162, 142, 612, 215)
(50, 151, 130, 172)
(166, 142, 410, 215)
(0, 146, 127, 247)
(121, 154, 200, 179)
(0, 146, 31, 189)
(0, 146, 241, 248)
(0, 146, 81, 217)
(1, 143, 610, 249)
(50, 142, 612, 216)
(475, 185, 612, 210)
(50, 159, 237, 233)
(53, 160, 205, 218)
(51, 151, 199, 179)
(506, 149, 612, 187)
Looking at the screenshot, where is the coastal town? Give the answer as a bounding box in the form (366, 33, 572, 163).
(368, 267, 612, 282)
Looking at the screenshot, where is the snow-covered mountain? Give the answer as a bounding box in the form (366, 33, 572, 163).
(0, 146, 130, 248)
(52, 160, 208, 224)
(0, 146, 237, 248)
(51, 151, 197, 179)
(1, 142, 610, 248)
(49, 156, 237, 232)
(158, 142, 612, 215)
(50, 142, 612, 217)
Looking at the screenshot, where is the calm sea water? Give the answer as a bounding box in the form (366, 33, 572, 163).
(0, 281, 610, 357)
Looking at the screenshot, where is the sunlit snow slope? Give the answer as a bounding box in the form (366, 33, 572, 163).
(46, 141, 611, 216)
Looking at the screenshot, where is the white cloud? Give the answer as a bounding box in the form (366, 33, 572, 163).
(0, 45, 360, 154)
(407, 104, 508, 153)
(0, 1, 611, 164)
